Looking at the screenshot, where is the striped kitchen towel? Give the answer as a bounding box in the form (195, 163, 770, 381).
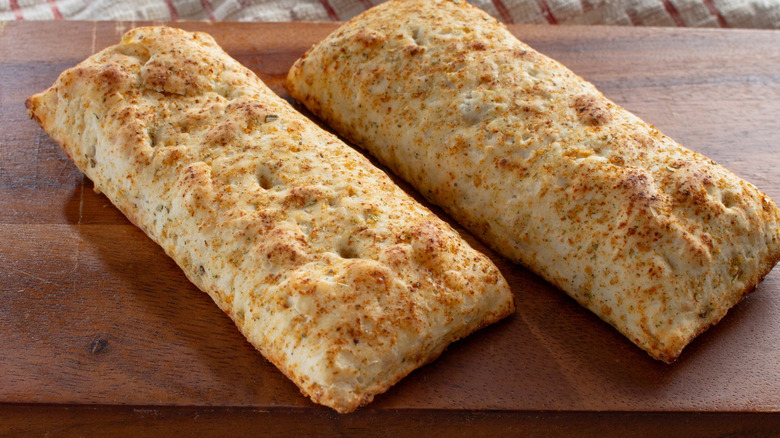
(1, 0, 778, 28)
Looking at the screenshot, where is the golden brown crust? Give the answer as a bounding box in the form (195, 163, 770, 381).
(286, 0, 780, 362)
(26, 26, 513, 412)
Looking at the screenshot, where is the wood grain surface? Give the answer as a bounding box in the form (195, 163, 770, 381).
(1, 21, 780, 435)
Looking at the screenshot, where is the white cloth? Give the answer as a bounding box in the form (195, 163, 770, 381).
(1, 0, 778, 28)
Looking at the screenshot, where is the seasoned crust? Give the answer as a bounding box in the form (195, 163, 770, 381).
(26, 26, 514, 412)
(286, 0, 780, 362)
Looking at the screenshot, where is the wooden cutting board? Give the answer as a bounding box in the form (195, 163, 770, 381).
(1, 21, 779, 435)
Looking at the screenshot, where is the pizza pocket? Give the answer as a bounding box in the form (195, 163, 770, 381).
(286, 0, 780, 362)
(27, 26, 514, 412)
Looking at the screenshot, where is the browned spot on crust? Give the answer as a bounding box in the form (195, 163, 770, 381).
(403, 44, 425, 55)
(354, 28, 387, 47)
(573, 94, 612, 125)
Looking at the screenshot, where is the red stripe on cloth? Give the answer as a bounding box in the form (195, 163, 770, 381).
(536, 0, 558, 24)
(580, 0, 593, 13)
(624, 6, 643, 26)
(165, 0, 179, 20)
(491, 0, 514, 23)
(703, 0, 730, 28)
(9, 0, 23, 20)
(47, 0, 63, 20)
(660, 0, 686, 26)
(319, 0, 339, 20)
(200, 0, 216, 21)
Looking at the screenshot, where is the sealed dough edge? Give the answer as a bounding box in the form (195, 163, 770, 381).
(26, 26, 514, 413)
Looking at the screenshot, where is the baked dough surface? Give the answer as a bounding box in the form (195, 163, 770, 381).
(27, 26, 514, 412)
(286, 0, 780, 362)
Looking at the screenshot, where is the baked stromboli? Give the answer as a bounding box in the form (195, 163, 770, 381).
(286, 0, 780, 362)
(26, 26, 514, 413)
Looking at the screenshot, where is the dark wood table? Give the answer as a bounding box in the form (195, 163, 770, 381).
(1, 21, 779, 436)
